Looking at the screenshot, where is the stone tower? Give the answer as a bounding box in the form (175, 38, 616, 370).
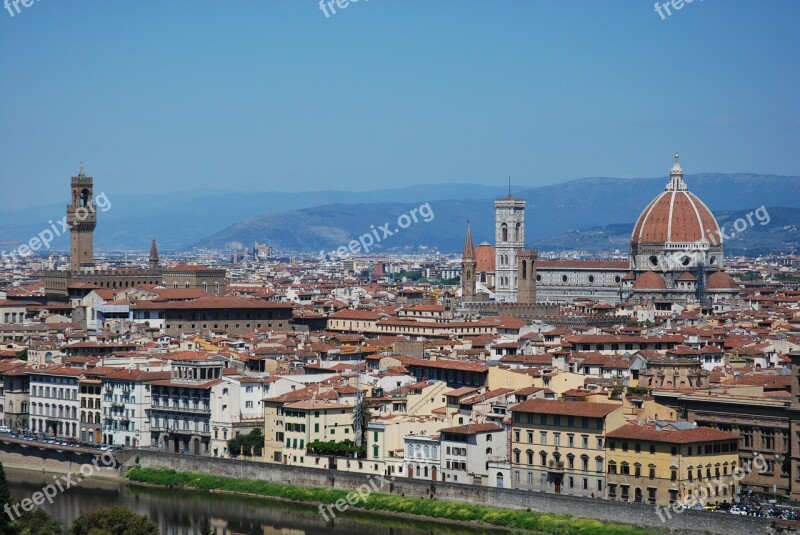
(494, 195, 526, 302)
(68, 163, 96, 272)
(517, 250, 538, 304)
(149, 239, 160, 270)
(461, 223, 477, 302)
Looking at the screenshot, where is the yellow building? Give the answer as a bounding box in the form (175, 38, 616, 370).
(509, 399, 625, 497)
(263, 394, 354, 464)
(605, 421, 740, 505)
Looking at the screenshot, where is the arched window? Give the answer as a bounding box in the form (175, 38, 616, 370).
(173, 282, 178, 289)
(501, 223, 508, 242)
(522, 260, 527, 279)
(515, 222, 521, 241)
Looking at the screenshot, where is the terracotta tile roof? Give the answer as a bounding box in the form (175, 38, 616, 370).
(511, 399, 622, 418)
(439, 422, 503, 435)
(159, 297, 290, 310)
(607, 423, 739, 444)
(459, 388, 514, 405)
(396, 356, 489, 373)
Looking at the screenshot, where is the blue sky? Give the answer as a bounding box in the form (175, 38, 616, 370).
(1, 0, 798, 207)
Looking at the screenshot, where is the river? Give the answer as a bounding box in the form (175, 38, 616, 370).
(5, 468, 507, 535)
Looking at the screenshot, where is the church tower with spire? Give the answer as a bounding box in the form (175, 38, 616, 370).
(461, 223, 477, 302)
(67, 163, 97, 272)
(149, 239, 160, 270)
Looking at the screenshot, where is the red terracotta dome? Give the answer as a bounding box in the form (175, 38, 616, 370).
(707, 271, 738, 290)
(633, 271, 667, 290)
(631, 155, 720, 245)
(676, 271, 697, 281)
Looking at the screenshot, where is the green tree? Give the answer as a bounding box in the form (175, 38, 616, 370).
(68, 507, 157, 535)
(14, 349, 27, 362)
(226, 428, 263, 457)
(16, 508, 63, 535)
(0, 462, 14, 535)
(196, 519, 212, 535)
(352, 400, 374, 449)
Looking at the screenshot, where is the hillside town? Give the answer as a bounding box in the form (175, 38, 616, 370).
(0, 164, 799, 517)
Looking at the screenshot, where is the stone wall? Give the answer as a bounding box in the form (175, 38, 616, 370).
(118, 450, 780, 535)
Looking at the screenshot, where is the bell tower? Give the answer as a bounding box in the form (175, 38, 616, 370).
(517, 250, 538, 304)
(67, 163, 97, 272)
(461, 223, 477, 302)
(494, 194, 526, 302)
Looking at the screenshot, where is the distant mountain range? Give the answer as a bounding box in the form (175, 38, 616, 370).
(199, 174, 800, 255)
(2, 174, 798, 255)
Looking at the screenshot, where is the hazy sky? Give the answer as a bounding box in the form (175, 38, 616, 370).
(1, 1, 798, 208)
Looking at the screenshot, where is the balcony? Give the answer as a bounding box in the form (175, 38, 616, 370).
(150, 425, 210, 436)
(547, 460, 565, 473)
(151, 404, 210, 414)
(111, 401, 125, 408)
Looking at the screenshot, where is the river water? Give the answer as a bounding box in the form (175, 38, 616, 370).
(5, 468, 506, 535)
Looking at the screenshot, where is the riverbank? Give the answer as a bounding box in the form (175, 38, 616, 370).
(127, 467, 657, 535)
(0, 455, 122, 481)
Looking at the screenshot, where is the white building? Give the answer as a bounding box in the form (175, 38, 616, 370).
(29, 367, 83, 439)
(403, 434, 441, 481)
(102, 369, 167, 448)
(438, 422, 508, 486)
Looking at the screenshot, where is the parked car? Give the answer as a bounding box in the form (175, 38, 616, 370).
(0, 425, 11, 434)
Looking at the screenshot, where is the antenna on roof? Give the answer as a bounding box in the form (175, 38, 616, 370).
(508, 176, 511, 197)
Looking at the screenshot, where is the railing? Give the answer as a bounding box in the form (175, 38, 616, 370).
(151, 404, 210, 414)
(150, 425, 210, 436)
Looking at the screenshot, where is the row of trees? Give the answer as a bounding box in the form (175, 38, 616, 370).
(306, 439, 366, 458)
(227, 428, 263, 457)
